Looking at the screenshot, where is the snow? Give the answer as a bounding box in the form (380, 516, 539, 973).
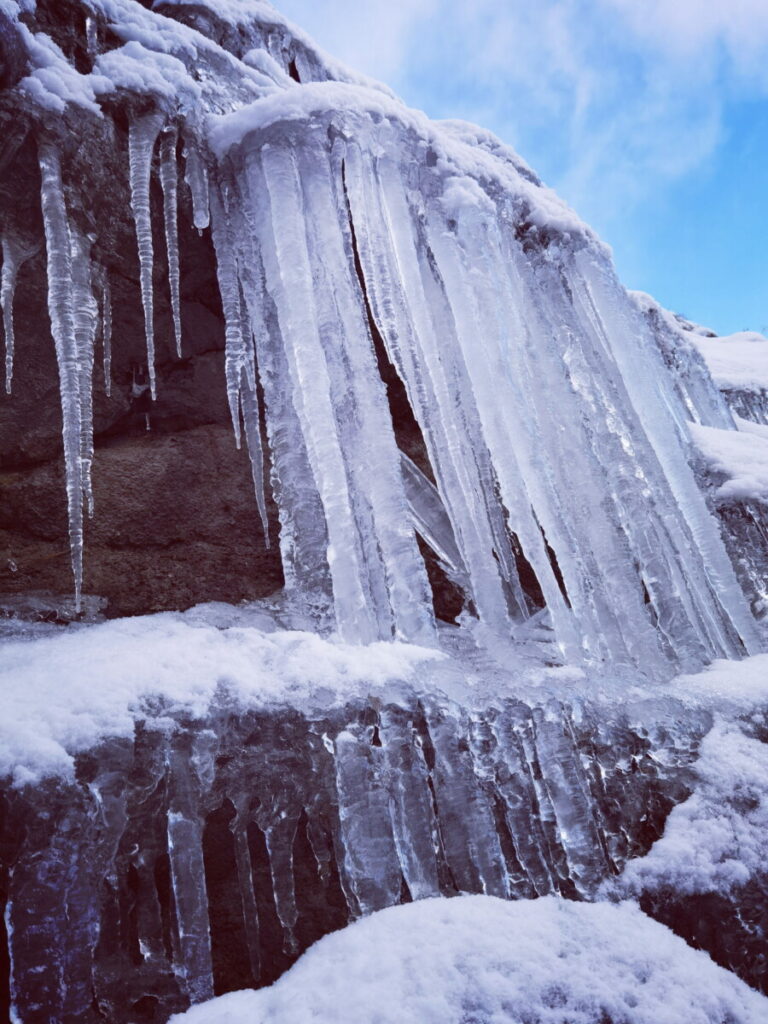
(619, 719, 768, 896)
(689, 419, 768, 504)
(168, 895, 768, 1024)
(0, 609, 444, 785)
(693, 331, 768, 393)
(208, 81, 590, 239)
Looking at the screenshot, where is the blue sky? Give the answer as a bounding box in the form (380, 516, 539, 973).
(277, 0, 767, 335)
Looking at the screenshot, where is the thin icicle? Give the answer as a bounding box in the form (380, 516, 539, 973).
(210, 182, 270, 545)
(38, 139, 84, 612)
(1, 235, 37, 394)
(128, 110, 164, 399)
(183, 133, 210, 231)
(1, 237, 19, 395)
(239, 363, 271, 546)
(70, 227, 98, 518)
(209, 184, 249, 447)
(101, 269, 112, 396)
(159, 126, 183, 358)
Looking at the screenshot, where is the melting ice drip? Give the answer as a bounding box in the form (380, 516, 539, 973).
(0, 0, 761, 674)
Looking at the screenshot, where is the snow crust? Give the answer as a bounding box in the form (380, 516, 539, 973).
(168, 895, 768, 1024)
(690, 418, 768, 504)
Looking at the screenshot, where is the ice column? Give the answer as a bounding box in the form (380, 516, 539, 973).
(128, 111, 164, 399)
(100, 267, 112, 396)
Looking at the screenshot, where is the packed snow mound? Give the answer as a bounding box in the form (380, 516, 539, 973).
(168, 895, 768, 1024)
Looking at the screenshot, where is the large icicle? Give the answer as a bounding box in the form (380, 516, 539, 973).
(128, 111, 164, 399)
(159, 126, 183, 358)
(232, 201, 334, 617)
(209, 182, 268, 542)
(244, 131, 434, 645)
(342, 140, 519, 639)
(37, 140, 85, 611)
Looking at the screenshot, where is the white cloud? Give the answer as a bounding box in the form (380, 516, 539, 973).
(276, 0, 768, 225)
(276, 0, 437, 82)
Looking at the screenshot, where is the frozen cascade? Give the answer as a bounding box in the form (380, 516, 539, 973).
(160, 127, 183, 358)
(128, 111, 165, 399)
(37, 139, 85, 612)
(3, 0, 765, 666)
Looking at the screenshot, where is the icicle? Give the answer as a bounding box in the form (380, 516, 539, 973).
(101, 269, 112, 396)
(182, 133, 210, 231)
(128, 110, 164, 399)
(210, 182, 269, 544)
(38, 139, 84, 612)
(159, 126, 183, 358)
(1, 234, 37, 394)
(1, 236, 19, 394)
(209, 185, 249, 448)
(239, 327, 270, 546)
(70, 227, 98, 518)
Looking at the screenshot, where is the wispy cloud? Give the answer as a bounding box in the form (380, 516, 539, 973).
(278, 0, 768, 228)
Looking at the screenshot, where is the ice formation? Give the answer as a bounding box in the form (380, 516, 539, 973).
(1, 0, 766, 663)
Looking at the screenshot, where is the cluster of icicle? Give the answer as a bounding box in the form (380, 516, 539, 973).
(207, 108, 760, 673)
(1, 98, 762, 675)
(1, 114, 269, 615)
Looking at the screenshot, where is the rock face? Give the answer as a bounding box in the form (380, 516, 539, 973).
(0, 693, 713, 1023)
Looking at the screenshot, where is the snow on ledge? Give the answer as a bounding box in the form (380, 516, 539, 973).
(168, 894, 768, 1024)
(693, 332, 768, 393)
(689, 419, 768, 505)
(0, 608, 444, 786)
